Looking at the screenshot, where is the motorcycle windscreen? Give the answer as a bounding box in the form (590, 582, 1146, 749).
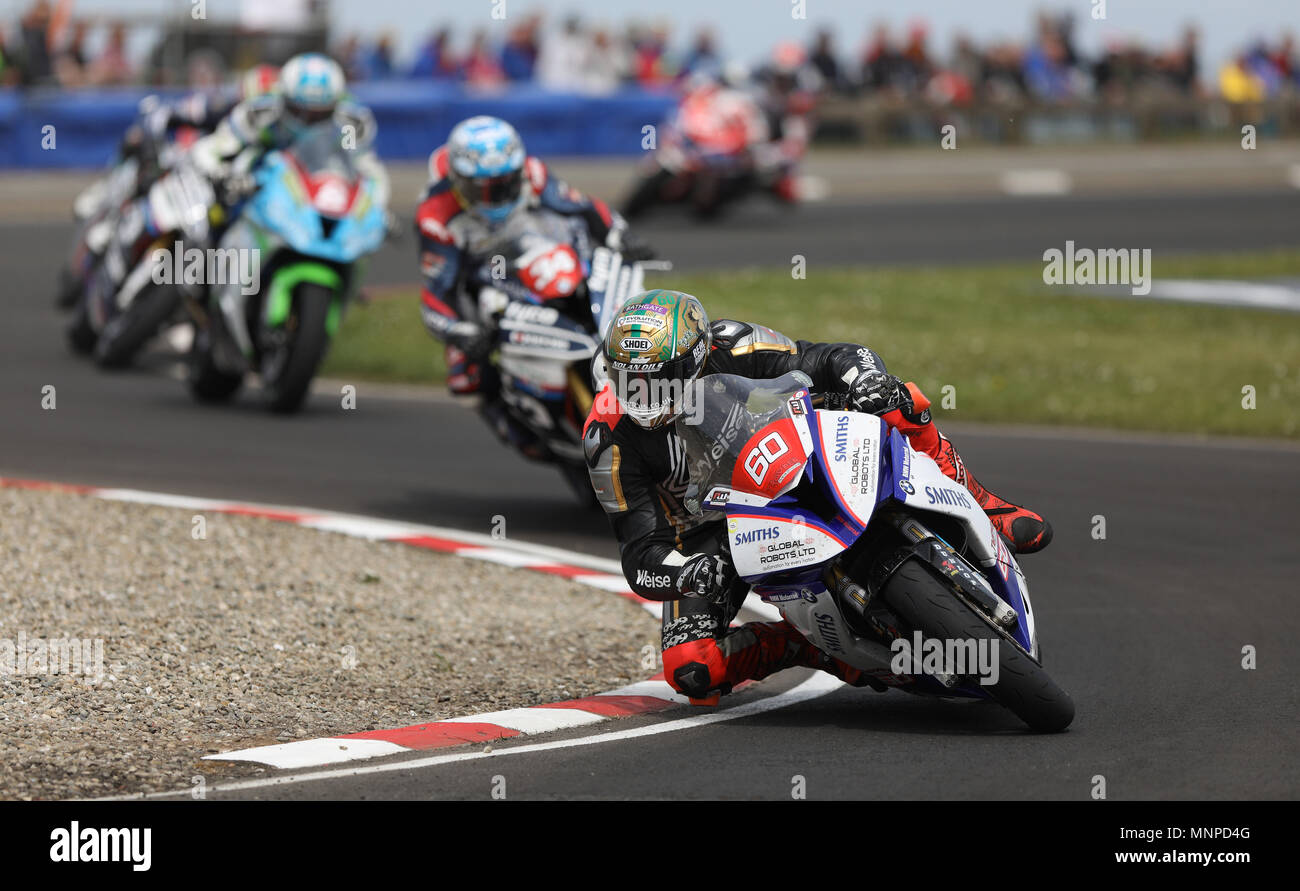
(676, 371, 813, 508)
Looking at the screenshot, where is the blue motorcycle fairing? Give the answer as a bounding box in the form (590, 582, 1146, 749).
(245, 152, 386, 264)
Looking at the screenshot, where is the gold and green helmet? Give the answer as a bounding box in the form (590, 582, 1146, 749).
(600, 289, 711, 429)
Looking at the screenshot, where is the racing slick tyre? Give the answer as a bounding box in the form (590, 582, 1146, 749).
(621, 168, 673, 220)
(186, 330, 244, 404)
(690, 171, 724, 219)
(880, 558, 1075, 733)
(259, 283, 332, 414)
(93, 284, 179, 368)
(56, 264, 82, 309)
(65, 299, 98, 356)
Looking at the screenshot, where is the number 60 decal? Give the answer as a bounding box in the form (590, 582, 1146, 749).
(743, 432, 790, 485)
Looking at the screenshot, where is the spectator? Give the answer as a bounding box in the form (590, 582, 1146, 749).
(584, 26, 625, 93)
(1167, 26, 1201, 94)
(461, 29, 505, 88)
(682, 28, 720, 79)
(88, 22, 132, 86)
(52, 18, 88, 87)
(500, 13, 541, 81)
(537, 15, 589, 90)
(1022, 26, 1072, 100)
(410, 28, 457, 80)
(861, 23, 904, 93)
(1219, 53, 1266, 103)
(335, 35, 364, 82)
(809, 29, 842, 90)
(360, 33, 396, 80)
(1267, 32, 1295, 84)
(632, 22, 673, 85)
(899, 20, 933, 90)
(18, 0, 54, 86)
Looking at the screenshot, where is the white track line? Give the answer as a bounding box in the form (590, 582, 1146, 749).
(999, 168, 1073, 195)
(121, 672, 844, 799)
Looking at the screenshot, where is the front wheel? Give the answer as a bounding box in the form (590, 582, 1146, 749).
(65, 296, 98, 356)
(880, 559, 1075, 732)
(621, 167, 673, 220)
(259, 282, 334, 414)
(187, 329, 244, 404)
(93, 284, 179, 368)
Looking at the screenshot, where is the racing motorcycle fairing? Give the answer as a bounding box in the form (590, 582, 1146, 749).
(725, 506, 852, 579)
(677, 373, 1042, 689)
(496, 307, 600, 399)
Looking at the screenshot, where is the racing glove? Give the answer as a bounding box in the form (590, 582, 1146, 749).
(677, 554, 735, 605)
(847, 370, 912, 417)
(604, 221, 657, 262)
(219, 171, 257, 207)
(618, 231, 657, 262)
(445, 320, 487, 356)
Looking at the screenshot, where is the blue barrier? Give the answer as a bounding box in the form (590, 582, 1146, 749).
(0, 82, 677, 169)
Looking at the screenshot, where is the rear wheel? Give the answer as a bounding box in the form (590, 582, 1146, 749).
(880, 559, 1075, 732)
(93, 284, 179, 368)
(259, 283, 334, 414)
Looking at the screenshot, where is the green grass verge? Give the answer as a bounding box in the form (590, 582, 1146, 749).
(321, 249, 1300, 438)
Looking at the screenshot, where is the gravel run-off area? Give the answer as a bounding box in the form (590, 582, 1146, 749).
(0, 485, 658, 800)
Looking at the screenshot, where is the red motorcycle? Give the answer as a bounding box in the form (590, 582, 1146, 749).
(621, 83, 771, 220)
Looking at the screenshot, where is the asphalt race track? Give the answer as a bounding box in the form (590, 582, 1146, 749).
(3, 191, 1298, 799)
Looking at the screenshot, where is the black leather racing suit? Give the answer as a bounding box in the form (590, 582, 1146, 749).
(582, 319, 886, 695)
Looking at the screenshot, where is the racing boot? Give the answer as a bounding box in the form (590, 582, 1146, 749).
(771, 172, 800, 204)
(445, 344, 483, 396)
(882, 384, 1053, 554)
(662, 618, 886, 703)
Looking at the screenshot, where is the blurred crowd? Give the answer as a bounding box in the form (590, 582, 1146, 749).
(3, 1, 1299, 107)
(1, 1, 133, 87)
(337, 11, 1300, 106)
(332, 13, 695, 93)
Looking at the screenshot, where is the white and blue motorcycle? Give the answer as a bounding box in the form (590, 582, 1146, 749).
(677, 371, 1074, 732)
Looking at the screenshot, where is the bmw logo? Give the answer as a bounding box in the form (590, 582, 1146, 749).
(899, 480, 915, 495)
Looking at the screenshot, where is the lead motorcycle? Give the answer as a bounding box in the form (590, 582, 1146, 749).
(460, 210, 661, 502)
(676, 371, 1074, 732)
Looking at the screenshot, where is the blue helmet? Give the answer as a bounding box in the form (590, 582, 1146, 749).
(278, 53, 345, 127)
(447, 116, 526, 225)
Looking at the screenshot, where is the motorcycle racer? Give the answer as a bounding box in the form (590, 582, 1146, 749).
(414, 115, 648, 450)
(190, 54, 386, 209)
(96, 54, 385, 302)
(67, 64, 282, 304)
(749, 41, 820, 203)
(119, 64, 280, 177)
(582, 289, 1052, 700)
